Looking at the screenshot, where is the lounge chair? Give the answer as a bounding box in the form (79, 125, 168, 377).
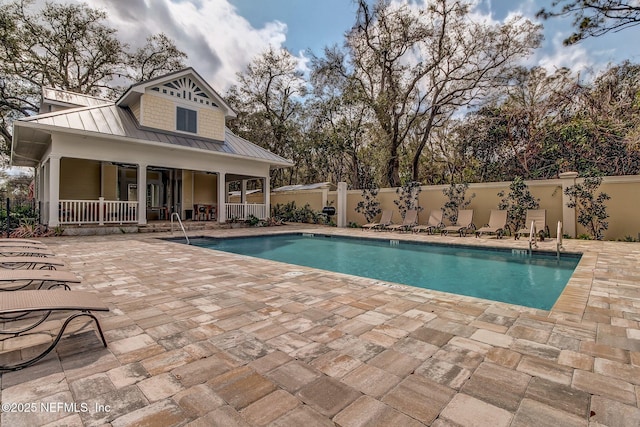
(0, 270, 80, 291)
(0, 247, 54, 257)
(387, 209, 418, 232)
(0, 239, 43, 245)
(0, 290, 108, 371)
(413, 210, 445, 234)
(0, 256, 66, 270)
(475, 210, 509, 239)
(0, 242, 47, 249)
(441, 209, 475, 237)
(516, 209, 549, 240)
(362, 210, 393, 230)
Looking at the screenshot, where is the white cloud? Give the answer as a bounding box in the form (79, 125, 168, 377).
(71, 0, 291, 91)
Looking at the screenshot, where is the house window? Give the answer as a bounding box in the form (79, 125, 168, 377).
(177, 107, 197, 133)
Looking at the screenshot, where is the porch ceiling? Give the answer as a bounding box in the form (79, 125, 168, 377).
(11, 127, 50, 167)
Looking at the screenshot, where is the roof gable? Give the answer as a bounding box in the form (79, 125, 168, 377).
(116, 68, 236, 119)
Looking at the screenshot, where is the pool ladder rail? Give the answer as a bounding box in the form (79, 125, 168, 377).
(171, 212, 190, 245)
(528, 220, 564, 260)
(556, 221, 563, 260)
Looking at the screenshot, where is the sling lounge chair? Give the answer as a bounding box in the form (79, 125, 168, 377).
(0, 256, 66, 270)
(413, 210, 445, 234)
(0, 270, 80, 291)
(475, 210, 509, 239)
(387, 209, 418, 232)
(441, 209, 475, 237)
(0, 242, 48, 249)
(0, 239, 44, 245)
(362, 210, 393, 230)
(0, 248, 54, 257)
(0, 290, 108, 371)
(516, 209, 549, 240)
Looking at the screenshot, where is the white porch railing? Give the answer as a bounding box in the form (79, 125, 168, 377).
(59, 198, 138, 225)
(226, 203, 268, 220)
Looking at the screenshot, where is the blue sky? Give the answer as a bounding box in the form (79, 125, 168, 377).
(228, 0, 639, 80)
(37, 0, 640, 89)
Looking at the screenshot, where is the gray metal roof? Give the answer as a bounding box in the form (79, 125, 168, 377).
(13, 103, 293, 167)
(42, 87, 112, 109)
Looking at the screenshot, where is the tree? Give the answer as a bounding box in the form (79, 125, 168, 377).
(129, 33, 188, 82)
(537, 1, 640, 45)
(0, 0, 187, 161)
(333, 0, 540, 187)
(226, 47, 306, 187)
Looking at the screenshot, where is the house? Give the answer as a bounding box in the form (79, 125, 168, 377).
(10, 68, 293, 227)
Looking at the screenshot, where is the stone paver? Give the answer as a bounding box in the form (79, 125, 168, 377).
(439, 393, 512, 427)
(0, 229, 638, 426)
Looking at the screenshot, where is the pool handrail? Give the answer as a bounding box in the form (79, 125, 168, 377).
(170, 213, 189, 245)
(528, 220, 537, 254)
(557, 221, 563, 260)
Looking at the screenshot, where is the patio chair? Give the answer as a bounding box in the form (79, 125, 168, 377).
(412, 210, 445, 234)
(441, 209, 475, 237)
(0, 247, 54, 257)
(0, 256, 66, 270)
(475, 210, 509, 239)
(362, 210, 393, 230)
(387, 209, 418, 232)
(0, 270, 80, 291)
(0, 290, 109, 371)
(516, 209, 549, 240)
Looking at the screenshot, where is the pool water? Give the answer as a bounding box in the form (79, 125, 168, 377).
(189, 234, 581, 310)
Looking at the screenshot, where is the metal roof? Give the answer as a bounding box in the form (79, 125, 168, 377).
(41, 87, 112, 109)
(273, 182, 337, 192)
(12, 103, 293, 168)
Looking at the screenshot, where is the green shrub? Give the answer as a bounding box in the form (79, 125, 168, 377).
(497, 177, 539, 235)
(443, 183, 475, 223)
(564, 176, 610, 240)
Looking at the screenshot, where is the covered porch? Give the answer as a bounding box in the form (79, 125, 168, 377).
(39, 157, 271, 227)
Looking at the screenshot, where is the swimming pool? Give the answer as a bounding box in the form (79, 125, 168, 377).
(188, 233, 581, 310)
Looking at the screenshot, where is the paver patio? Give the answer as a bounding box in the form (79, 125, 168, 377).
(0, 225, 639, 426)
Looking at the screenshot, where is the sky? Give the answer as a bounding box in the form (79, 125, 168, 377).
(32, 0, 640, 92)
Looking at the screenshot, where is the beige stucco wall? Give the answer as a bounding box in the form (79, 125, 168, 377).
(271, 191, 324, 211)
(270, 176, 640, 240)
(60, 158, 100, 199)
(589, 177, 640, 240)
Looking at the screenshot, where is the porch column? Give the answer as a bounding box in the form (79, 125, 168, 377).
(42, 162, 50, 224)
(241, 180, 247, 203)
(138, 163, 147, 225)
(337, 182, 347, 228)
(48, 155, 61, 227)
(217, 171, 226, 223)
(264, 176, 270, 219)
